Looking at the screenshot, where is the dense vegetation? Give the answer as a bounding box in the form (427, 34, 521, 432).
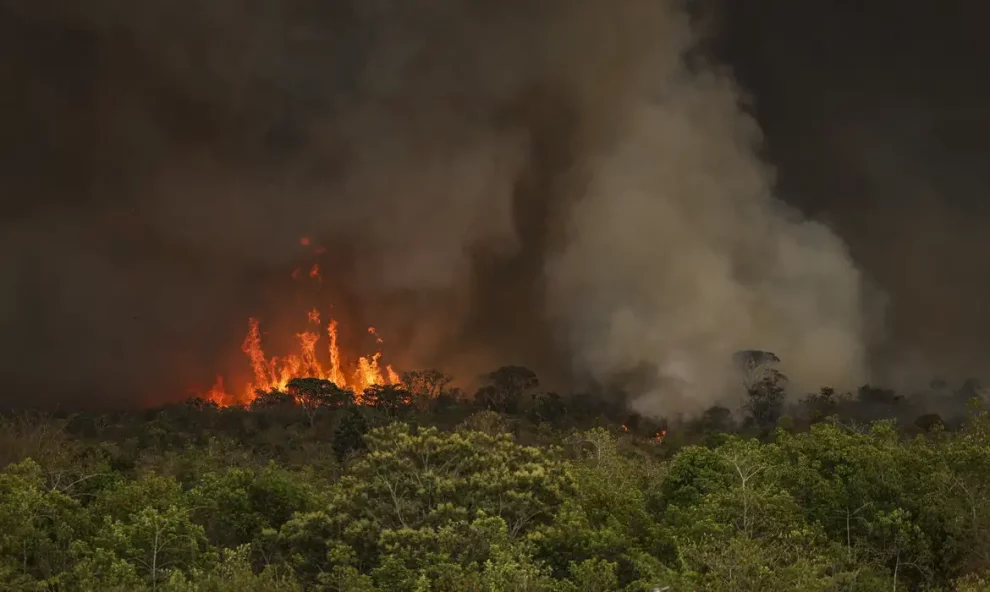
(2, 364, 990, 591)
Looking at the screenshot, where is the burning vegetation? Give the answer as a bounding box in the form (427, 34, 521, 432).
(202, 313, 401, 407)
(202, 238, 402, 407)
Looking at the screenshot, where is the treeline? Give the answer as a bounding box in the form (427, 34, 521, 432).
(228, 362, 990, 440)
(1, 364, 990, 591)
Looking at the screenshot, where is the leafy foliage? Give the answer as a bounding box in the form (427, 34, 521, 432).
(1, 365, 990, 590)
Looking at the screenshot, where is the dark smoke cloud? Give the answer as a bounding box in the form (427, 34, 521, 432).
(0, 0, 984, 411)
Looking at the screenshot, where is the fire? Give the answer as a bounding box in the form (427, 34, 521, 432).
(204, 309, 401, 407)
(654, 430, 667, 443)
(201, 235, 402, 407)
(621, 424, 629, 432)
(203, 375, 232, 406)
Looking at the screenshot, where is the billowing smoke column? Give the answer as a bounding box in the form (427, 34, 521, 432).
(542, 58, 872, 413)
(328, 0, 875, 411)
(0, 0, 874, 410)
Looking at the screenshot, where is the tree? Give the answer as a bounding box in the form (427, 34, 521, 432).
(733, 351, 787, 429)
(696, 404, 735, 437)
(944, 403, 990, 574)
(776, 421, 946, 588)
(332, 407, 369, 463)
(248, 390, 295, 411)
(286, 378, 355, 427)
(801, 387, 842, 422)
(458, 410, 511, 436)
(159, 545, 302, 591)
(732, 350, 781, 391)
(279, 424, 572, 588)
(529, 392, 567, 426)
(362, 384, 413, 419)
(475, 366, 540, 414)
(99, 506, 209, 589)
(187, 465, 323, 549)
(343, 424, 570, 535)
(401, 369, 453, 411)
(0, 459, 84, 587)
(664, 437, 846, 590)
(74, 476, 209, 591)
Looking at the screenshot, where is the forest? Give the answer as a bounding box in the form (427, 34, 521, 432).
(2, 363, 990, 592)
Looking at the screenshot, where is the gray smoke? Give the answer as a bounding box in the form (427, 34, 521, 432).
(541, 55, 871, 414)
(0, 0, 876, 410)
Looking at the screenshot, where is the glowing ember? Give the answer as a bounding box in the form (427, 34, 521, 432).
(300, 237, 311, 246)
(309, 264, 321, 280)
(204, 309, 400, 406)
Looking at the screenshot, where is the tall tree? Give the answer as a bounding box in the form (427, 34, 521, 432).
(476, 366, 540, 414)
(734, 350, 787, 428)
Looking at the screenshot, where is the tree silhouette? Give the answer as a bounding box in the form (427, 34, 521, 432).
(362, 384, 413, 419)
(734, 350, 787, 428)
(286, 378, 355, 427)
(249, 389, 295, 411)
(401, 369, 453, 411)
(332, 407, 369, 462)
(475, 365, 539, 414)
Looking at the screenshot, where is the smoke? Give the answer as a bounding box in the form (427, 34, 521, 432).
(708, 0, 990, 390)
(0, 0, 877, 411)
(542, 62, 871, 415)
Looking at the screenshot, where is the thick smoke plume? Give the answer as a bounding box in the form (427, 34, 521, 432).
(1, 0, 874, 411)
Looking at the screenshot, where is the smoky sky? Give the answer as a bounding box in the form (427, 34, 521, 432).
(708, 0, 990, 388)
(0, 0, 987, 411)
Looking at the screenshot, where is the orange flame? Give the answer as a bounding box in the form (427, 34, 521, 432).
(208, 309, 400, 406)
(654, 430, 667, 443)
(621, 424, 629, 432)
(204, 375, 230, 406)
(201, 233, 404, 407)
(327, 319, 346, 387)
